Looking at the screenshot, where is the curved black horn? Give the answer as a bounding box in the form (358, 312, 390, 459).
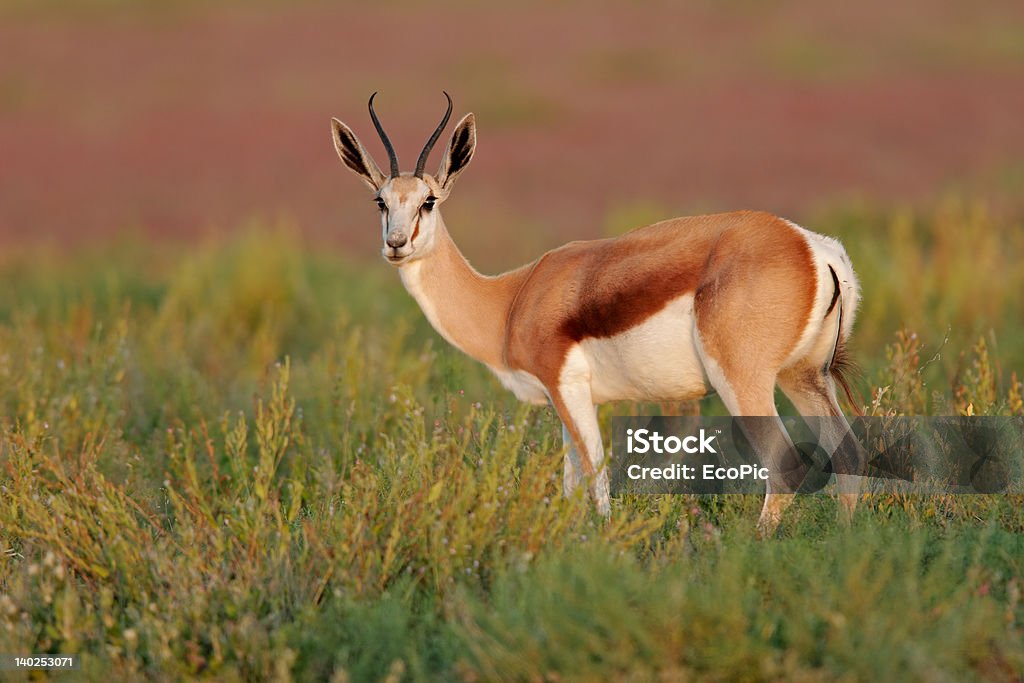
(415, 91, 453, 178)
(368, 92, 400, 177)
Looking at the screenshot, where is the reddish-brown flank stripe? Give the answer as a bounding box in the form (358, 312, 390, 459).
(505, 214, 718, 384)
(557, 214, 749, 342)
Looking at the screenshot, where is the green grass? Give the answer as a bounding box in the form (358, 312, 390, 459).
(1, 202, 1023, 680)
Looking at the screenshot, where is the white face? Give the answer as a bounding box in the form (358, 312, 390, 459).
(375, 175, 442, 266)
(332, 104, 476, 265)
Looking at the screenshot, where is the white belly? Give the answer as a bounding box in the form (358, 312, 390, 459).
(579, 294, 708, 403)
(491, 367, 550, 405)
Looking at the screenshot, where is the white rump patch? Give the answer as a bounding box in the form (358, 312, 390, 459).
(782, 219, 861, 368)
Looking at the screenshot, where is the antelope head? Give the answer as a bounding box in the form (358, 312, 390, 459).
(331, 92, 477, 266)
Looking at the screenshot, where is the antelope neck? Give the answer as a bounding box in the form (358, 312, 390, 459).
(398, 221, 529, 370)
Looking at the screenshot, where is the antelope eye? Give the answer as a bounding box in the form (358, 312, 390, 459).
(422, 197, 436, 211)
(375, 198, 387, 211)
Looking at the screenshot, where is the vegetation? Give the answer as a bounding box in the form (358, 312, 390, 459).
(0, 200, 1022, 680)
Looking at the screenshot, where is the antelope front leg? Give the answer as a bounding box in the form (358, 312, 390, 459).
(562, 424, 584, 498)
(552, 382, 610, 517)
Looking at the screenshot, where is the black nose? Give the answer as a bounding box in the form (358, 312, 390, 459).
(386, 232, 408, 249)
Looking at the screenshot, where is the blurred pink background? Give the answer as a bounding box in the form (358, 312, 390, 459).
(2, 0, 1023, 266)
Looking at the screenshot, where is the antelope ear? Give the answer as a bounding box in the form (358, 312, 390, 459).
(331, 118, 386, 191)
(436, 113, 476, 193)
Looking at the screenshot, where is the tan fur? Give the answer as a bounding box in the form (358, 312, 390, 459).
(503, 211, 816, 391)
(400, 222, 531, 368)
(691, 215, 816, 395)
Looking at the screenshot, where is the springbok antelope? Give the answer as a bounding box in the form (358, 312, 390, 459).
(331, 93, 863, 535)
